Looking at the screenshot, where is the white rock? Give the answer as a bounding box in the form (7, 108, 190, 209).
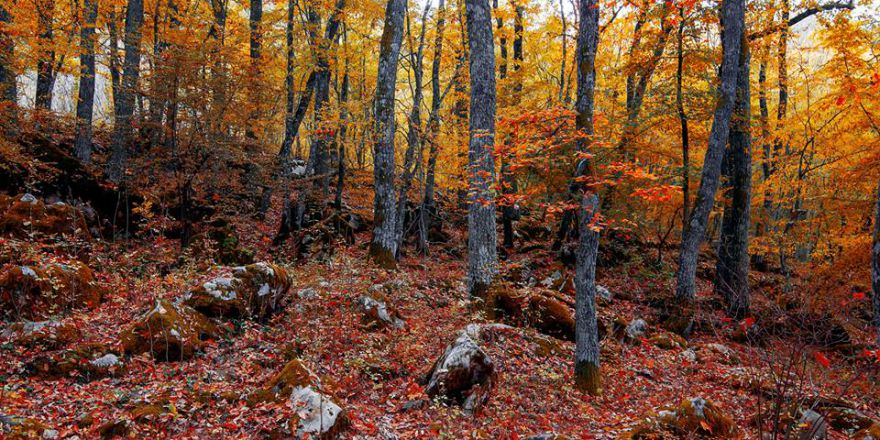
(89, 354, 120, 368)
(290, 385, 344, 436)
(20, 193, 38, 204)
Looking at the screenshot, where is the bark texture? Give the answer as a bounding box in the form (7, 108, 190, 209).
(419, 0, 446, 255)
(465, 0, 497, 295)
(74, 0, 99, 163)
(370, 0, 406, 268)
(674, 0, 744, 302)
(575, 193, 600, 395)
(873, 179, 880, 346)
(715, 37, 752, 319)
(106, 0, 145, 184)
(572, 0, 600, 396)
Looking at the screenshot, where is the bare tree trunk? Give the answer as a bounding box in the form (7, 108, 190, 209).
(108, 7, 122, 116)
(35, 0, 56, 110)
(246, 0, 262, 140)
(74, 0, 99, 163)
(0, 4, 18, 129)
(500, 2, 522, 249)
(465, 0, 497, 296)
(370, 0, 406, 268)
(558, 0, 566, 103)
(106, 0, 145, 184)
(873, 179, 880, 346)
(419, 0, 446, 255)
(395, 3, 431, 251)
(715, 36, 751, 319)
(676, 5, 689, 223)
(572, 0, 600, 396)
(674, 0, 744, 302)
(335, 29, 349, 211)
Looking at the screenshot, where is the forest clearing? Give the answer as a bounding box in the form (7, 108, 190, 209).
(0, 0, 879, 437)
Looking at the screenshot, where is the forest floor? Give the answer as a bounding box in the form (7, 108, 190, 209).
(0, 135, 879, 439)
(2, 221, 879, 439)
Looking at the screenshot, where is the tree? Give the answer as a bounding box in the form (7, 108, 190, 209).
(74, 0, 98, 163)
(419, 0, 447, 255)
(106, 0, 145, 184)
(715, 35, 752, 319)
(874, 180, 880, 345)
(370, 0, 406, 268)
(34, 0, 56, 110)
(676, 5, 689, 223)
(572, 0, 600, 396)
(674, 0, 745, 303)
(0, 2, 16, 122)
(464, 0, 496, 297)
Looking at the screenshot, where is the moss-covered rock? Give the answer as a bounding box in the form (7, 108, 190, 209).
(248, 359, 349, 439)
(1, 320, 81, 348)
(486, 285, 576, 341)
(120, 299, 220, 361)
(854, 423, 880, 440)
(695, 343, 741, 365)
(0, 415, 52, 439)
(620, 397, 738, 439)
(0, 260, 104, 320)
(183, 262, 291, 321)
(0, 193, 91, 239)
(358, 291, 405, 330)
(26, 343, 123, 380)
(423, 327, 496, 415)
(648, 332, 687, 350)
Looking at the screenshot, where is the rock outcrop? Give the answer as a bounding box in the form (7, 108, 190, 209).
(120, 299, 220, 361)
(183, 262, 291, 320)
(423, 325, 497, 415)
(0, 261, 104, 320)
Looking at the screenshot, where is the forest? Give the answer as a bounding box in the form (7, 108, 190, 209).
(0, 0, 879, 436)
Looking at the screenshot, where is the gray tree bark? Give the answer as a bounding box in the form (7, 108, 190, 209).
(246, 0, 262, 140)
(370, 0, 406, 268)
(572, 0, 600, 396)
(74, 0, 99, 163)
(676, 5, 689, 223)
(106, 0, 145, 184)
(873, 179, 880, 346)
(0, 3, 17, 123)
(395, 2, 431, 251)
(465, 0, 497, 296)
(715, 36, 752, 319)
(674, 0, 744, 302)
(419, 0, 446, 255)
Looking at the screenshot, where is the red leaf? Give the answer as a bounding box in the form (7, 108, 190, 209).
(852, 292, 866, 301)
(812, 351, 831, 369)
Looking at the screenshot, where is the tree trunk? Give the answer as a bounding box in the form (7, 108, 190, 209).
(419, 0, 447, 255)
(395, 3, 431, 251)
(335, 30, 350, 211)
(715, 36, 752, 319)
(108, 7, 122, 116)
(873, 179, 880, 346)
(676, 5, 689, 223)
(465, 0, 497, 296)
(674, 0, 744, 302)
(106, 0, 145, 184)
(35, 0, 56, 110)
(370, 0, 406, 268)
(74, 0, 99, 163)
(0, 3, 18, 125)
(246, 0, 262, 139)
(558, 0, 566, 103)
(572, 0, 600, 396)
(500, 2, 523, 249)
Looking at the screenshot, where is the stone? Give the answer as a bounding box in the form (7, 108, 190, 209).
(183, 262, 291, 320)
(120, 299, 220, 361)
(424, 327, 495, 415)
(358, 293, 405, 330)
(0, 261, 104, 320)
